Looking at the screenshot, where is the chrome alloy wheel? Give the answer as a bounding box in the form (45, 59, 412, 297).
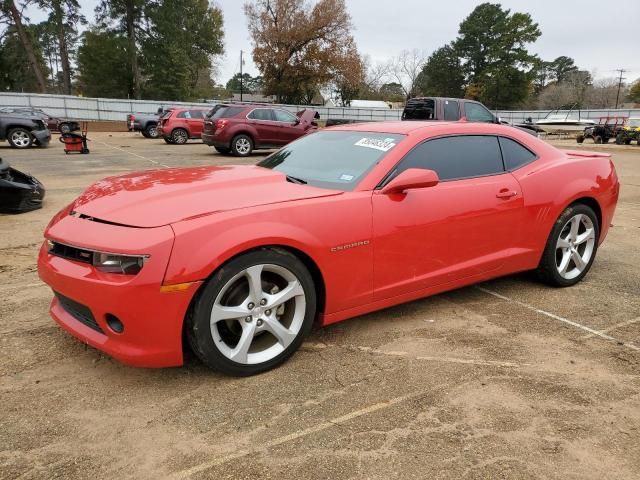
(11, 130, 32, 148)
(555, 213, 596, 280)
(210, 263, 306, 365)
(235, 137, 251, 155)
(173, 129, 188, 144)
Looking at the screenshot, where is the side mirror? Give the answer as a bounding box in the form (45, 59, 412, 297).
(381, 168, 439, 195)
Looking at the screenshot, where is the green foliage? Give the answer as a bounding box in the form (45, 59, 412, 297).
(76, 29, 131, 98)
(416, 45, 465, 98)
(453, 2, 541, 108)
(0, 26, 49, 92)
(378, 83, 405, 102)
(226, 73, 263, 94)
(628, 79, 640, 102)
(142, 0, 224, 101)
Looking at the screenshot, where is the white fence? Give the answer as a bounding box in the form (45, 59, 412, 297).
(1, 92, 639, 124)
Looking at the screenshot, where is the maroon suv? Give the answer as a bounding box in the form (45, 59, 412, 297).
(202, 104, 318, 156)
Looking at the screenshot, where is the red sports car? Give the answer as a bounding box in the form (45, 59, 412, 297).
(38, 122, 619, 375)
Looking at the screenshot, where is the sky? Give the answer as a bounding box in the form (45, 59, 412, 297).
(25, 0, 640, 85)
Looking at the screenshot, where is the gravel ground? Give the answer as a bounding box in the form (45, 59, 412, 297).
(0, 132, 639, 479)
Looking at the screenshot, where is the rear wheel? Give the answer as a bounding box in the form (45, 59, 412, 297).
(214, 146, 231, 154)
(171, 128, 189, 145)
(536, 204, 599, 287)
(231, 134, 253, 157)
(7, 128, 33, 148)
(616, 133, 624, 145)
(144, 124, 159, 139)
(594, 135, 603, 144)
(576, 134, 584, 144)
(187, 248, 316, 376)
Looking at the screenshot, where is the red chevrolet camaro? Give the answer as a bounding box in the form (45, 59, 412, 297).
(38, 121, 619, 375)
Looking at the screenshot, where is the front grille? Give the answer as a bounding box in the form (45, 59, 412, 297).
(49, 241, 93, 265)
(55, 292, 104, 333)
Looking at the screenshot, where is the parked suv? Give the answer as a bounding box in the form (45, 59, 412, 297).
(202, 104, 319, 156)
(0, 107, 78, 133)
(0, 112, 51, 148)
(157, 108, 210, 144)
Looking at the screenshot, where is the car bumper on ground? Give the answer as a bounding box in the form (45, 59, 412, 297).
(0, 167, 45, 213)
(37, 214, 201, 367)
(33, 129, 51, 147)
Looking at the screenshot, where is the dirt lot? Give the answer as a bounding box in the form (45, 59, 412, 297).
(1, 132, 639, 479)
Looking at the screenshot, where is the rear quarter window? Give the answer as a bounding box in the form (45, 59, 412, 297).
(498, 137, 537, 170)
(211, 106, 245, 119)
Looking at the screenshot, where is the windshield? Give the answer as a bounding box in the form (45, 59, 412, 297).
(258, 130, 405, 191)
(628, 119, 640, 128)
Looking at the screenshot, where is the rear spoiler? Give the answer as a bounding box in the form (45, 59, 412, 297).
(564, 150, 611, 159)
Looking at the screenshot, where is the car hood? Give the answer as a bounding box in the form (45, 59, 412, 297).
(71, 165, 342, 227)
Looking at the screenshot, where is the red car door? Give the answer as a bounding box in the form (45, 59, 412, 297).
(246, 108, 280, 145)
(187, 110, 205, 138)
(372, 135, 525, 300)
(272, 108, 303, 144)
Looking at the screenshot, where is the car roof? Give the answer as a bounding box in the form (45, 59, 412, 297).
(326, 120, 538, 139)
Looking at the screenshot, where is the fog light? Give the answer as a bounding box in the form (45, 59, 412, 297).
(106, 314, 124, 334)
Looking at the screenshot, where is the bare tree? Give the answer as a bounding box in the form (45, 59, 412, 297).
(1, 0, 47, 92)
(387, 49, 428, 99)
(586, 78, 625, 109)
(362, 54, 388, 91)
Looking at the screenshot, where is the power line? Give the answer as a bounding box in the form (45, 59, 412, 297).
(614, 68, 627, 109)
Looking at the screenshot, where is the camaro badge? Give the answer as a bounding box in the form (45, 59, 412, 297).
(331, 240, 370, 253)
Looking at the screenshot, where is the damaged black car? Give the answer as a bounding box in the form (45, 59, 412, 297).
(0, 158, 45, 213)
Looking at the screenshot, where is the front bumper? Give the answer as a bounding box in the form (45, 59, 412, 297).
(37, 213, 201, 367)
(33, 129, 51, 146)
(0, 168, 45, 213)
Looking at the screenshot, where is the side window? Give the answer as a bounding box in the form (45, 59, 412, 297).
(464, 102, 495, 123)
(273, 109, 297, 123)
(499, 137, 537, 170)
(177, 110, 190, 119)
(190, 110, 204, 119)
(394, 136, 504, 181)
(248, 109, 274, 121)
(443, 100, 460, 121)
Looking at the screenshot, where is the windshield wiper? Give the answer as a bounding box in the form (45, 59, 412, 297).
(286, 175, 307, 185)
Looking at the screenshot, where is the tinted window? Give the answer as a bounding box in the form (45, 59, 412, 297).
(443, 100, 460, 121)
(248, 109, 273, 121)
(189, 110, 204, 119)
(211, 106, 244, 119)
(177, 111, 191, 119)
(259, 131, 404, 191)
(402, 98, 435, 120)
(499, 137, 536, 170)
(464, 102, 495, 122)
(273, 109, 297, 123)
(394, 136, 504, 181)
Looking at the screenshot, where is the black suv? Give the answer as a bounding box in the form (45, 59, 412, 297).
(0, 112, 51, 148)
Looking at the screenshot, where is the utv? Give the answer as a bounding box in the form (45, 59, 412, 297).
(577, 116, 627, 144)
(615, 118, 640, 145)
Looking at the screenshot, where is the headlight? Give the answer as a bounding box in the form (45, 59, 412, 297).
(47, 240, 148, 275)
(92, 252, 148, 274)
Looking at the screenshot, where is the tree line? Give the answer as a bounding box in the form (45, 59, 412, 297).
(1, 0, 638, 108)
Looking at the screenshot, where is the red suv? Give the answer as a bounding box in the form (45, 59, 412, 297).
(157, 108, 210, 144)
(202, 104, 318, 156)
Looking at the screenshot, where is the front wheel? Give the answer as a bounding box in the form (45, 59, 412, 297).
(144, 124, 159, 139)
(187, 248, 316, 376)
(231, 134, 253, 157)
(7, 128, 33, 148)
(536, 204, 599, 287)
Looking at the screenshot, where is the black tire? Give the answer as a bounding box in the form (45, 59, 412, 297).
(144, 123, 159, 139)
(625, 139, 632, 145)
(59, 123, 71, 134)
(186, 248, 317, 376)
(7, 128, 33, 148)
(576, 135, 584, 144)
(231, 134, 253, 157)
(616, 133, 624, 145)
(536, 204, 600, 287)
(214, 146, 231, 154)
(594, 135, 603, 144)
(171, 128, 189, 145)
(602, 137, 610, 144)
(163, 136, 175, 144)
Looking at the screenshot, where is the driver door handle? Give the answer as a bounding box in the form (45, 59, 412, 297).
(496, 189, 518, 199)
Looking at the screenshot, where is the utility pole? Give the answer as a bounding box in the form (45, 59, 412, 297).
(614, 68, 627, 109)
(240, 50, 243, 102)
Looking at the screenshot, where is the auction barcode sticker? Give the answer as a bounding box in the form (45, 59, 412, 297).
(354, 137, 397, 152)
